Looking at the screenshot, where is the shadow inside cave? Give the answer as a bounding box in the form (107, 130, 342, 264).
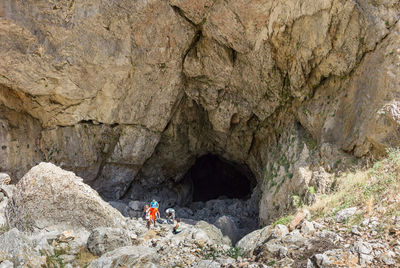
(113, 154, 260, 243)
(183, 154, 255, 202)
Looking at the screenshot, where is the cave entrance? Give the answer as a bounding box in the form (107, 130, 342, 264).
(184, 154, 255, 202)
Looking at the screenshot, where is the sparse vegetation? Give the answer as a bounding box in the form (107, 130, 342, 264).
(268, 148, 400, 235)
(41, 248, 67, 268)
(226, 246, 244, 260)
(0, 222, 9, 235)
(273, 215, 293, 226)
(308, 186, 316, 195)
(292, 194, 302, 208)
(305, 148, 400, 231)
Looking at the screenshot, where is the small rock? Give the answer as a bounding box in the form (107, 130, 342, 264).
(317, 230, 342, 243)
(0, 260, 13, 268)
(380, 251, 395, 265)
(394, 216, 400, 225)
(361, 219, 370, 226)
(313, 222, 325, 230)
(57, 230, 75, 243)
(359, 253, 373, 265)
(354, 241, 373, 255)
(334, 207, 357, 223)
(282, 230, 305, 246)
(276, 257, 294, 266)
(351, 226, 361, 236)
(301, 220, 315, 234)
(315, 249, 358, 267)
(314, 253, 331, 266)
(271, 224, 289, 238)
(307, 259, 315, 268)
(264, 241, 287, 256)
(289, 209, 310, 231)
(60, 254, 75, 263)
(0, 173, 11, 185)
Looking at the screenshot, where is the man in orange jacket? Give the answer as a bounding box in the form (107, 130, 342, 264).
(149, 199, 159, 226)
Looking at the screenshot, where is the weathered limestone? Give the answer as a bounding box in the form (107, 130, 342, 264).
(87, 228, 132, 256)
(6, 163, 127, 232)
(0, 0, 399, 226)
(0, 228, 46, 267)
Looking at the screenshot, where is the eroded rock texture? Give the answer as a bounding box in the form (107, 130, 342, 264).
(6, 162, 127, 232)
(0, 0, 399, 224)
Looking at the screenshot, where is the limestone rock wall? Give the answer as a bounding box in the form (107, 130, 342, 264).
(0, 0, 399, 224)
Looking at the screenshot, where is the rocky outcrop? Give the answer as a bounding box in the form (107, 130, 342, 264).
(87, 227, 132, 256)
(6, 162, 127, 232)
(0, 0, 399, 226)
(0, 163, 399, 267)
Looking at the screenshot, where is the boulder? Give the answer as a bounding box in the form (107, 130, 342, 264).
(192, 230, 210, 244)
(6, 163, 127, 232)
(214, 216, 240, 244)
(282, 230, 306, 247)
(128, 200, 145, 211)
(87, 227, 132, 256)
(87, 246, 159, 268)
(236, 225, 273, 255)
(194, 221, 231, 246)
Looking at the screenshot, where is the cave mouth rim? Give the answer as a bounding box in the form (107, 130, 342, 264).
(182, 153, 257, 203)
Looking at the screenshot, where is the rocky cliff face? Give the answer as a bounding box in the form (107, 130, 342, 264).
(0, 0, 399, 225)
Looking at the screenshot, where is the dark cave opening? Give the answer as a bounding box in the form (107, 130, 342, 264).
(183, 154, 255, 202)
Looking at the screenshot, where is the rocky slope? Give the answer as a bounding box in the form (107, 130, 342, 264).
(1, 159, 400, 267)
(1, 0, 400, 228)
